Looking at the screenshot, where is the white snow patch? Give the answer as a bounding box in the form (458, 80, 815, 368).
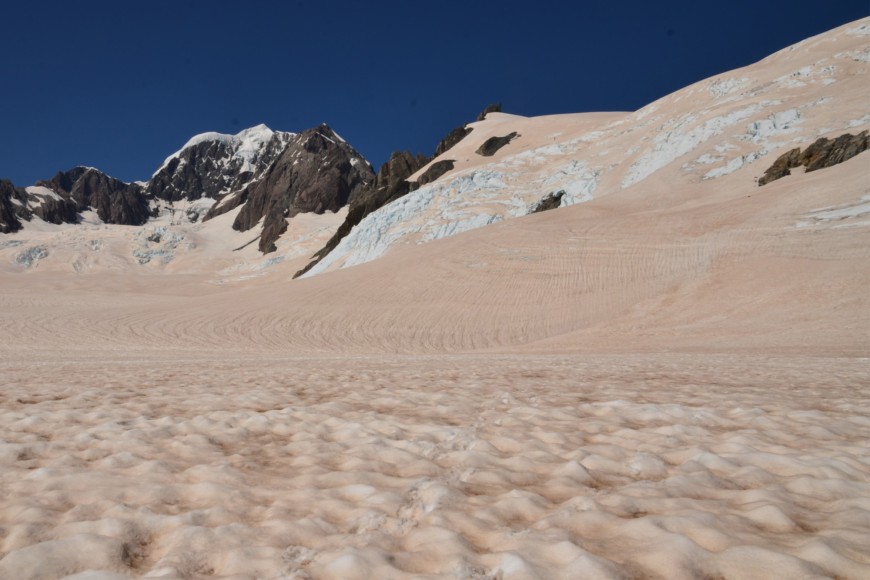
(708, 77, 748, 98)
(742, 109, 802, 144)
(835, 48, 870, 63)
(13, 246, 48, 268)
(542, 161, 599, 206)
(623, 105, 761, 188)
(848, 114, 870, 128)
(25, 186, 62, 201)
(803, 195, 870, 224)
(77, 211, 103, 225)
(776, 66, 814, 88)
(703, 151, 765, 180)
(694, 153, 721, 165)
(420, 212, 502, 243)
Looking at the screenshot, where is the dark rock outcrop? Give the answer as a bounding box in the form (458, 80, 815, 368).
(294, 104, 502, 277)
(37, 167, 149, 225)
(434, 127, 472, 157)
(294, 151, 429, 277)
(476, 132, 519, 157)
(0, 180, 31, 233)
(529, 190, 565, 214)
(216, 124, 375, 253)
(416, 160, 456, 188)
(27, 191, 79, 225)
(432, 103, 501, 157)
(758, 148, 801, 186)
(476, 103, 502, 121)
(1, 178, 82, 231)
(759, 131, 869, 186)
(147, 125, 291, 202)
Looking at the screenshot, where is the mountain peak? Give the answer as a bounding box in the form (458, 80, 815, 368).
(153, 124, 291, 179)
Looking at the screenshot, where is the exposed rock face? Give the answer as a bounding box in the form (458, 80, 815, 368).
(294, 151, 429, 277)
(0, 180, 31, 233)
(431, 104, 502, 158)
(148, 125, 292, 202)
(37, 167, 149, 225)
(416, 160, 456, 188)
(758, 148, 801, 186)
(212, 124, 375, 253)
(759, 131, 869, 186)
(529, 190, 565, 214)
(26, 188, 79, 225)
(432, 103, 500, 159)
(475, 132, 519, 157)
(434, 127, 472, 157)
(295, 105, 501, 277)
(476, 103, 502, 121)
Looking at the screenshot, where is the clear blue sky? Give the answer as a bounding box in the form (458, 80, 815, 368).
(1, 1, 867, 185)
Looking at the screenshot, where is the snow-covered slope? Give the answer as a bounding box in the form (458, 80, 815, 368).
(305, 18, 870, 277)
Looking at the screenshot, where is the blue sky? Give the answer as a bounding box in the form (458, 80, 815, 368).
(1, 1, 867, 185)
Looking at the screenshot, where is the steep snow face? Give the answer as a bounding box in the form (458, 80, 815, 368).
(307, 18, 870, 277)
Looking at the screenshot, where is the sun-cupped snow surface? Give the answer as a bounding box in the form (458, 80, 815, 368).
(152, 123, 295, 177)
(1, 20, 869, 580)
(0, 355, 868, 579)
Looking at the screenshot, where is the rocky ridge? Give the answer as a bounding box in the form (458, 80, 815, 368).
(37, 167, 149, 226)
(295, 104, 502, 277)
(758, 130, 869, 185)
(1, 123, 375, 254)
(209, 124, 374, 253)
(0, 180, 31, 234)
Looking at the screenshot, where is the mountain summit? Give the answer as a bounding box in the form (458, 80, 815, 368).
(148, 124, 294, 202)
